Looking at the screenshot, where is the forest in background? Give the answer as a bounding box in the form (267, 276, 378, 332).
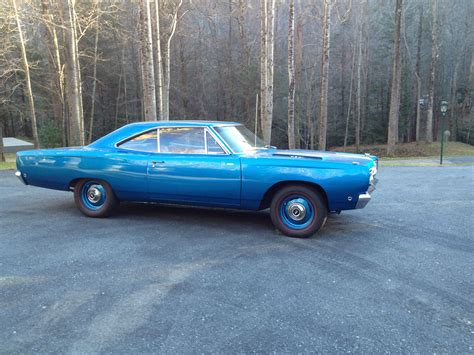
(0, 0, 473, 159)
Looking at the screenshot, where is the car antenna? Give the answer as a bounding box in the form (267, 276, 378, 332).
(255, 93, 259, 147)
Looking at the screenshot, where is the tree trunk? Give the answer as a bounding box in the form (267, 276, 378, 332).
(306, 68, 316, 149)
(387, 0, 403, 155)
(226, 0, 235, 120)
(318, 0, 331, 151)
(61, 0, 85, 146)
(139, 0, 157, 121)
(13, 0, 39, 149)
(361, 0, 369, 136)
(344, 45, 356, 150)
(153, 0, 165, 120)
(466, 52, 474, 142)
(88, 2, 100, 143)
(0, 125, 5, 162)
(260, 0, 275, 145)
(295, 10, 303, 148)
(355, 13, 363, 151)
(415, 6, 423, 141)
(163, 0, 183, 121)
(179, 35, 188, 116)
(121, 40, 129, 124)
(260, 0, 267, 139)
(114, 61, 123, 129)
(237, 0, 252, 127)
(287, 0, 295, 149)
(40, 0, 65, 145)
(426, 0, 438, 143)
(266, 0, 275, 145)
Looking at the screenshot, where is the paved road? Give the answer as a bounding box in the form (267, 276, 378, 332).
(1, 166, 473, 353)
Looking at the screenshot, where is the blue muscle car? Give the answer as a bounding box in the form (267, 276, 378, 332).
(15, 121, 378, 238)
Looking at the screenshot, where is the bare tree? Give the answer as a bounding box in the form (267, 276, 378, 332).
(355, 4, 363, 150)
(466, 52, 474, 142)
(61, 0, 85, 146)
(88, 0, 100, 143)
(12, 0, 39, 149)
(260, 0, 267, 139)
(139, 0, 157, 121)
(157, 0, 184, 121)
(318, 0, 332, 150)
(40, 0, 65, 145)
(387, 0, 403, 155)
(415, 5, 423, 141)
(153, 0, 164, 120)
(426, 0, 438, 143)
(0, 125, 5, 162)
(260, 0, 275, 145)
(344, 44, 356, 150)
(287, 0, 296, 149)
(165, 0, 183, 120)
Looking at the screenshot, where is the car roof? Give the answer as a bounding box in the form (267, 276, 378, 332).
(88, 120, 241, 149)
(127, 120, 241, 128)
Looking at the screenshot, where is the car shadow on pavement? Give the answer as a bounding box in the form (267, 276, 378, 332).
(117, 202, 272, 227)
(113, 202, 353, 240)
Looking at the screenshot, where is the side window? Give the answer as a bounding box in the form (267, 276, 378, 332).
(159, 127, 206, 154)
(119, 130, 157, 152)
(206, 131, 226, 154)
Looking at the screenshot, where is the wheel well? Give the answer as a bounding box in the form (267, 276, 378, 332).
(69, 178, 83, 190)
(258, 181, 329, 210)
(69, 178, 106, 191)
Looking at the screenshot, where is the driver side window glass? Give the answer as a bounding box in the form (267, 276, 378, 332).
(159, 127, 206, 154)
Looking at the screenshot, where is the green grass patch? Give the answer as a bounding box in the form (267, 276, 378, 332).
(0, 161, 16, 170)
(333, 141, 474, 158)
(0, 153, 16, 170)
(381, 162, 474, 167)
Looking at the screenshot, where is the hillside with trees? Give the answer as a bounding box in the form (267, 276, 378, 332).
(0, 0, 473, 158)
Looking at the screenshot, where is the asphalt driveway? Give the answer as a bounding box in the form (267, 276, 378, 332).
(1, 165, 473, 353)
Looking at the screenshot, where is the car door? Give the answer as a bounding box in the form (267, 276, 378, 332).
(147, 126, 241, 207)
(112, 129, 158, 200)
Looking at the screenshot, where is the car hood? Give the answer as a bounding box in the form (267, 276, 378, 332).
(247, 149, 377, 166)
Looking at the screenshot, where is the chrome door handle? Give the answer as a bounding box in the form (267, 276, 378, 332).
(151, 161, 165, 168)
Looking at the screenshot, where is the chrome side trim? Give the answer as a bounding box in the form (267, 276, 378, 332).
(15, 171, 27, 185)
(355, 193, 371, 209)
(114, 127, 158, 148)
(203, 127, 231, 155)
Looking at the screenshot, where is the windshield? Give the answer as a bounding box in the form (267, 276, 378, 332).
(214, 125, 267, 153)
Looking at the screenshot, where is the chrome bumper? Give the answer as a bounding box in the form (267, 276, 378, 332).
(356, 176, 378, 209)
(15, 171, 27, 185)
(355, 193, 371, 209)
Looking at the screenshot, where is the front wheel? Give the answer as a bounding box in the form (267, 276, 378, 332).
(270, 185, 327, 238)
(74, 179, 118, 217)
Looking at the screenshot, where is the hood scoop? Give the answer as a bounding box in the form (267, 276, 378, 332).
(272, 152, 323, 160)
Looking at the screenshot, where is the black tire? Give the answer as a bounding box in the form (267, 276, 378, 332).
(73, 179, 118, 218)
(270, 184, 328, 238)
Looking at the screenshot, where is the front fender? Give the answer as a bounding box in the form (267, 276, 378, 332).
(240, 157, 370, 211)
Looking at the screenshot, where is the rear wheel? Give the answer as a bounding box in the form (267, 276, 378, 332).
(74, 179, 118, 217)
(270, 185, 327, 238)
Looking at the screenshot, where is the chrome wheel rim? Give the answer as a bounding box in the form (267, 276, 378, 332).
(286, 202, 307, 221)
(279, 194, 315, 230)
(81, 181, 106, 210)
(87, 185, 103, 204)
